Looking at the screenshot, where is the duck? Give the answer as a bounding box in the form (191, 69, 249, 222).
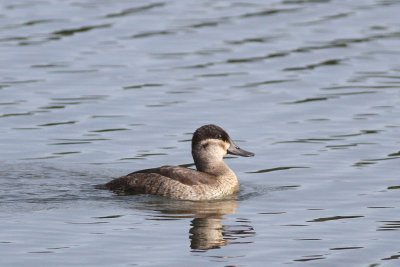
(104, 124, 254, 201)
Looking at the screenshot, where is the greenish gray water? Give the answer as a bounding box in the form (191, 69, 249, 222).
(1, 0, 400, 266)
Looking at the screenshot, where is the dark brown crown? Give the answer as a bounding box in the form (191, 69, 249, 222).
(192, 124, 230, 149)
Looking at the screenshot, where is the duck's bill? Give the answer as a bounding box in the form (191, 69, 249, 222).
(227, 142, 255, 157)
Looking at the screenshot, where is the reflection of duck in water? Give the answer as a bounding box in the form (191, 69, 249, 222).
(190, 217, 255, 250)
(142, 199, 255, 250)
(188, 200, 237, 250)
(105, 124, 254, 200)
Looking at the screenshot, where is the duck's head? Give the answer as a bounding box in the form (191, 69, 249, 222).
(191, 124, 254, 171)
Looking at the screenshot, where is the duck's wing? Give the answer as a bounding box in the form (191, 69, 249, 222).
(129, 166, 214, 185)
(104, 166, 215, 195)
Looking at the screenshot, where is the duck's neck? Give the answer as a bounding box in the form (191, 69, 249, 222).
(193, 155, 233, 176)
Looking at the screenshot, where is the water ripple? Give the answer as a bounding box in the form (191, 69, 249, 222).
(38, 121, 77, 127)
(284, 59, 343, 71)
(308, 216, 364, 223)
(104, 3, 166, 18)
(52, 24, 112, 37)
(377, 221, 400, 231)
(240, 7, 300, 18)
(247, 166, 309, 173)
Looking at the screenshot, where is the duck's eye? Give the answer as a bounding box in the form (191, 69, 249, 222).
(216, 134, 222, 139)
(202, 143, 208, 149)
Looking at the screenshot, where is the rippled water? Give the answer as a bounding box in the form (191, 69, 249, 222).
(1, 0, 400, 266)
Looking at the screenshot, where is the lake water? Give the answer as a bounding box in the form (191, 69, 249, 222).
(1, 0, 400, 266)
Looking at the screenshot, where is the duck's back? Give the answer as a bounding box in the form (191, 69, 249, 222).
(105, 166, 238, 201)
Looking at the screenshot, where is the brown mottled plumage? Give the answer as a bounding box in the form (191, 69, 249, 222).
(104, 124, 254, 201)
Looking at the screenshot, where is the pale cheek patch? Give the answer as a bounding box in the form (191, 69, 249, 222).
(222, 141, 230, 151)
(200, 139, 217, 147)
(199, 139, 229, 156)
(200, 139, 228, 148)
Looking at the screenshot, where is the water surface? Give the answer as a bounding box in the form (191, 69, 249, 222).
(1, 0, 400, 266)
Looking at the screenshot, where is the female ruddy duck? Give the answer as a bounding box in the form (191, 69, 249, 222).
(105, 124, 254, 201)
